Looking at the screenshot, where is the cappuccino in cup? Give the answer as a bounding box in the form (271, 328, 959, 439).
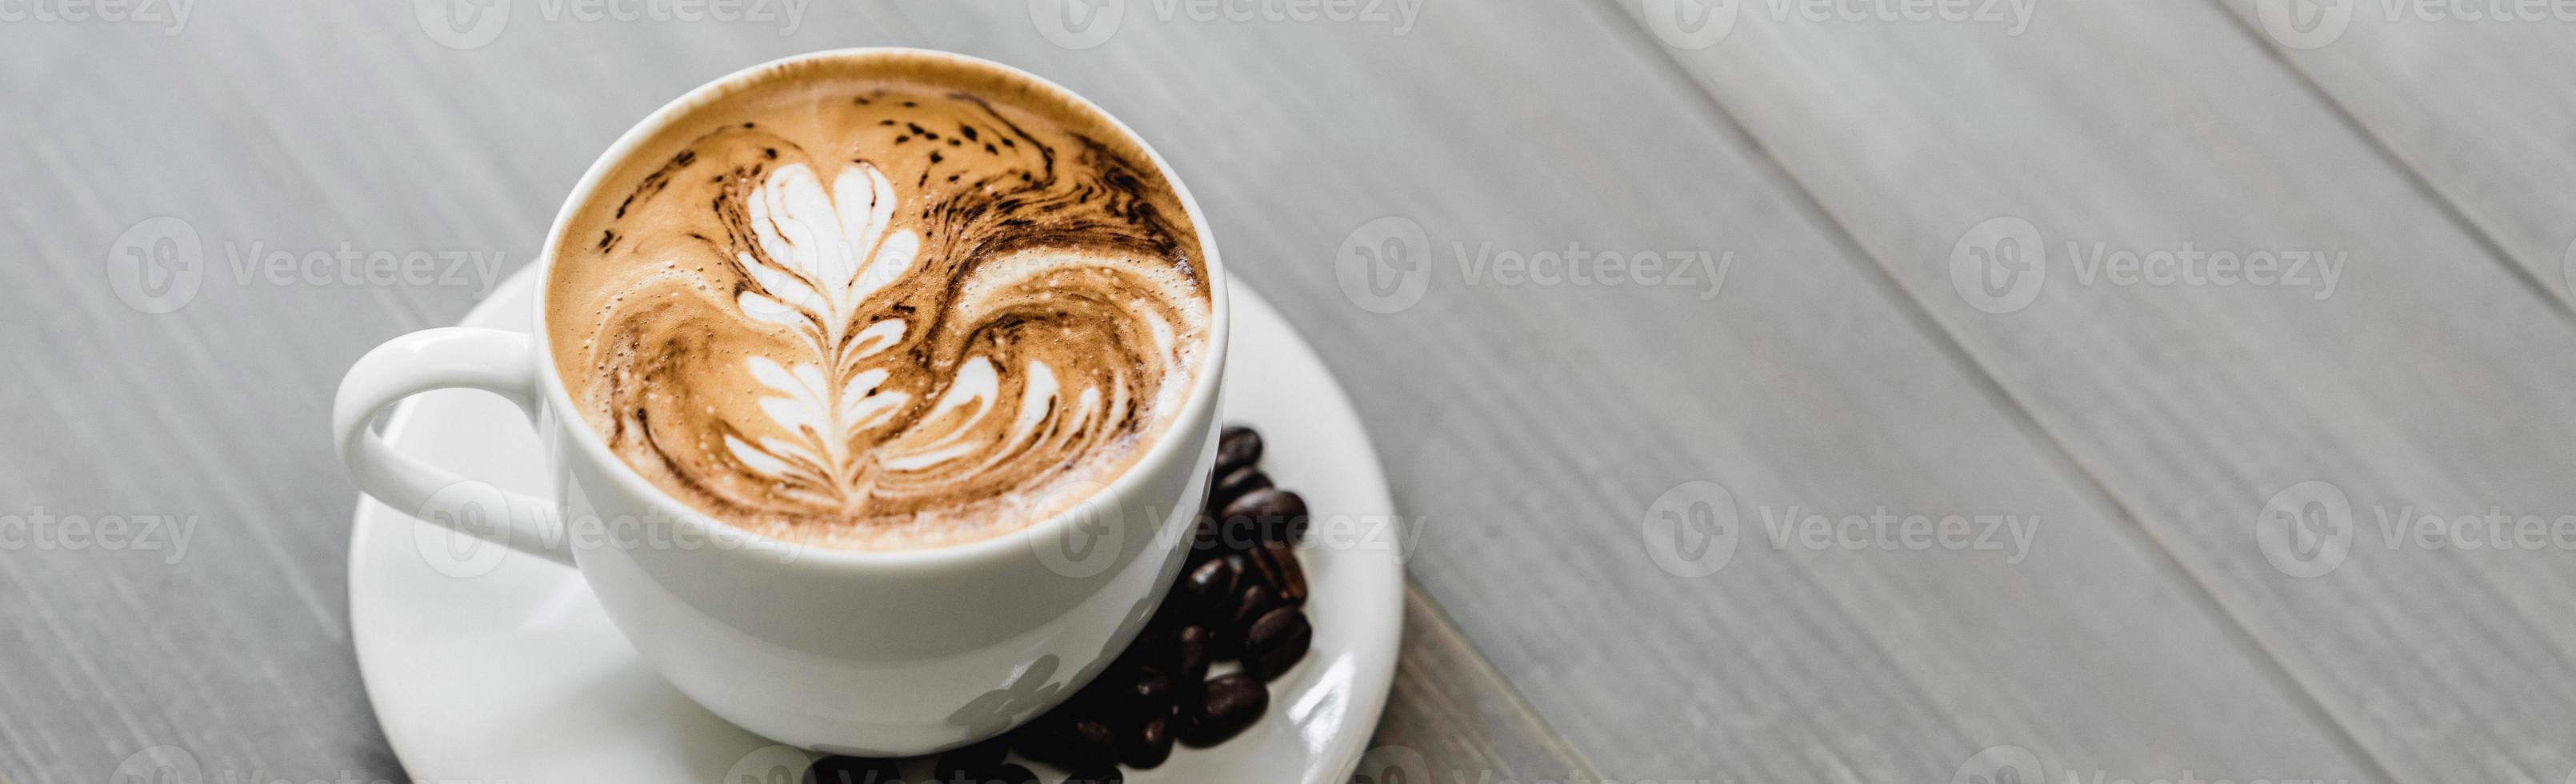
(545, 53, 1214, 553)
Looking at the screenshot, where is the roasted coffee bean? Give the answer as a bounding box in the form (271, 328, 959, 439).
(1238, 542, 1280, 592)
(1223, 550, 1252, 580)
(1179, 673, 1269, 747)
(1210, 466, 1271, 511)
(1215, 425, 1262, 475)
(1221, 584, 1278, 658)
(1108, 669, 1175, 726)
(1221, 488, 1309, 543)
(803, 755, 901, 784)
(1069, 716, 1118, 769)
(1250, 542, 1307, 605)
(1119, 715, 1174, 770)
(932, 735, 1010, 782)
(1177, 557, 1238, 620)
(1172, 625, 1214, 684)
(1244, 606, 1314, 682)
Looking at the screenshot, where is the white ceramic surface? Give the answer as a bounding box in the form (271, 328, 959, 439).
(348, 266, 1403, 782)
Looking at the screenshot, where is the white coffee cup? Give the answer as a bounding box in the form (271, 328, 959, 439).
(330, 48, 1228, 756)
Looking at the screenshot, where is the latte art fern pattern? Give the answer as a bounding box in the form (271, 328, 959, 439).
(547, 75, 1210, 550)
(724, 162, 918, 502)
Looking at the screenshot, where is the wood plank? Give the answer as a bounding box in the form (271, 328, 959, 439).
(2207, 2, 2576, 306)
(1614, 1, 2576, 781)
(1374, 587, 1602, 783)
(0, 3, 2370, 782)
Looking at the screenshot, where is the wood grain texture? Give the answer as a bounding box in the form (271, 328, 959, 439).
(1617, 0, 2576, 781)
(2205, 0, 2576, 306)
(1373, 590, 1602, 783)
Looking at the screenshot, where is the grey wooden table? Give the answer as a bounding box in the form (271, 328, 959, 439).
(7, 2, 2575, 782)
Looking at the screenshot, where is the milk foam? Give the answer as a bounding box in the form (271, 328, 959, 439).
(546, 54, 1210, 551)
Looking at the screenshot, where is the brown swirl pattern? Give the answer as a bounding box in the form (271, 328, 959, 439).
(546, 61, 1210, 551)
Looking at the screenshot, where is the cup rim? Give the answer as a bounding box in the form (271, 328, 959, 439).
(529, 47, 1230, 570)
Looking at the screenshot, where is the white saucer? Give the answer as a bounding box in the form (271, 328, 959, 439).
(347, 266, 1403, 783)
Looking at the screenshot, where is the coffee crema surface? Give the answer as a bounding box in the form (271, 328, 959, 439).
(546, 55, 1211, 552)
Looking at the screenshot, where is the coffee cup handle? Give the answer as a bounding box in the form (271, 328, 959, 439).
(332, 327, 574, 566)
